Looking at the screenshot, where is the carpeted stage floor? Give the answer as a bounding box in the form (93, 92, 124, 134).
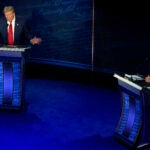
(0, 63, 129, 150)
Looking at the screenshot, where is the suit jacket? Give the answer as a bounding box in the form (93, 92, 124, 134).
(0, 16, 31, 45)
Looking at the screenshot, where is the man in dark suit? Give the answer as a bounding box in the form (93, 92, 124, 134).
(0, 6, 41, 45)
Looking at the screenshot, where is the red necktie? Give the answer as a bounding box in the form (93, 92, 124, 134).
(8, 22, 14, 45)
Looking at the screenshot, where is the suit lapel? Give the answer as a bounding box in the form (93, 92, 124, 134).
(14, 19, 20, 44)
(14, 17, 24, 45)
(3, 21, 8, 43)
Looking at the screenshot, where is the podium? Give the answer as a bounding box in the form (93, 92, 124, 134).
(114, 74, 150, 149)
(0, 45, 30, 110)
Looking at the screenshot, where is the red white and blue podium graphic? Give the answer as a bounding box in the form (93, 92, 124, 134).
(0, 45, 29, 110)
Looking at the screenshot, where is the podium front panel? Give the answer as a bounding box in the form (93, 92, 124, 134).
(0, 46, 27, 110)
(0, 60, 23, 110)
(114, 74, 150, 149)
(114, 74, 143, 148)
(0, 51, 22, 58)
(115, 89, 142, 147)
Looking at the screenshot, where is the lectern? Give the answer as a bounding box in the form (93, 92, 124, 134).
(114, 74, 150, 149)
(0, 45, 30, 110)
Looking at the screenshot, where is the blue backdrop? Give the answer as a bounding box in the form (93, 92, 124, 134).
(1, 1, 150, 74)
(0, 0, 92, 68)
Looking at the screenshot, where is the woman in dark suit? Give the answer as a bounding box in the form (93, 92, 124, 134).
(0, 6, 41, 46)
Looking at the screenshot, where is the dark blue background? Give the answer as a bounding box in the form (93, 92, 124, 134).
(0, 0, 92, 67)
(1, 1, 150, 74)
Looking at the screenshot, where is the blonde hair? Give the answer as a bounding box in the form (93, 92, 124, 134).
(3, 6, 15, 14)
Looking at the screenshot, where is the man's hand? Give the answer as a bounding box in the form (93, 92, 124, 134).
(30, 36, 42, 45)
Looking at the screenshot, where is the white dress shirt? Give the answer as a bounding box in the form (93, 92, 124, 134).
(7, 16, 15, 40)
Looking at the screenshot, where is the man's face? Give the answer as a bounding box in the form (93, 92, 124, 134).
(4, 11, 15, 22)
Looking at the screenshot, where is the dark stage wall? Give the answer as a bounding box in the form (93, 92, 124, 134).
(1, 1, 150, 74)
(94, 3, 150, 74)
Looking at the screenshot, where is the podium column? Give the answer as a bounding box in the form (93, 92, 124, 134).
(113, 74, 143, 148)
(0, 46, 29, 110)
